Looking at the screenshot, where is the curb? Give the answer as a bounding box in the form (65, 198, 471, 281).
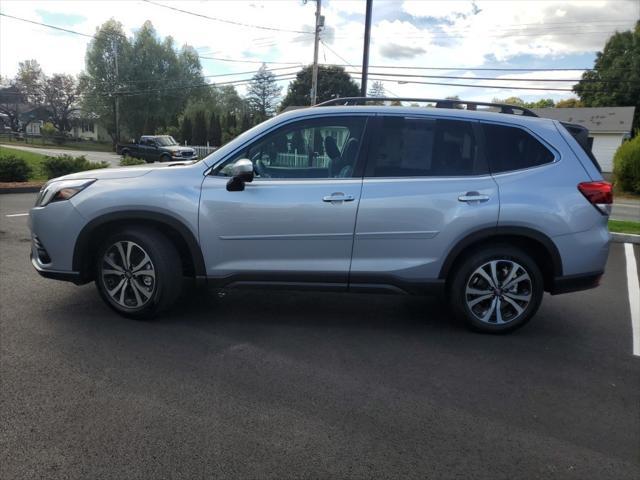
(611, 232, 640, 244)
(0, 186, 42, 194)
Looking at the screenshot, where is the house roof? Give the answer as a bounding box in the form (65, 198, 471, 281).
(531, 106, 636, 133)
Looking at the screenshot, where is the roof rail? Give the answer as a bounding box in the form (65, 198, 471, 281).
(315, 97, 538, 117)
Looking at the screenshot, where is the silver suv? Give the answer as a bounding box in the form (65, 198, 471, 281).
(29, 98, 612, 333)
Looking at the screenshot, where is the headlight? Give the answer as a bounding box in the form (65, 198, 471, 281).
(36, 179, 96, 207)
(172, 151, 182, 156)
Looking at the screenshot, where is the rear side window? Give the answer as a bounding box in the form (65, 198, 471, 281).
(481, 123, 555, 173)
(366, 117, 486, 177)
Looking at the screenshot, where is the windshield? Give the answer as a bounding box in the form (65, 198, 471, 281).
(155, 136, 178, 146)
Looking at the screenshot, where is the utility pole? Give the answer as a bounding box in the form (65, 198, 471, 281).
(360, 0, 373, 97)
(113, 38, 120, 142)
(310, 0, 323, 105)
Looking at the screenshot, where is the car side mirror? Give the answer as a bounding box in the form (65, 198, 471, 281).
(226, 159, 254, 191)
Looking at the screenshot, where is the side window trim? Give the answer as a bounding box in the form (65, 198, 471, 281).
(478, 120, 560, 175)
(209, 114, 371, 179)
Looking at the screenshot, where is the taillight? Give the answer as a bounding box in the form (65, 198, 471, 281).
(578, 181, 613, 215)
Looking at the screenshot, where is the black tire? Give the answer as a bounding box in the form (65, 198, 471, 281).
(160, 154, 171, 162)
(121, 149, 130, 157)
(448, 244, 543, 333)
(95, 226, 183, 319)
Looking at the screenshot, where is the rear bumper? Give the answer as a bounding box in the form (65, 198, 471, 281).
(549, 271, 604, 295)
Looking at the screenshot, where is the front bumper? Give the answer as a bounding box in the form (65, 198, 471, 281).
(31, 254, 82, 284)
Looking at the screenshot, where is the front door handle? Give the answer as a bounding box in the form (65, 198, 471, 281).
(458, 192, 490, 203)
(323, 193, 355, 203)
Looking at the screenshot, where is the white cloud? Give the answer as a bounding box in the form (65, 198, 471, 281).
(0, 0, 637, 101)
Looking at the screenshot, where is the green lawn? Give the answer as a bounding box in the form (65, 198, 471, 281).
(0, 137, 113, 153)
(0, 145, 48, 181)
(609, 220, 640, 235)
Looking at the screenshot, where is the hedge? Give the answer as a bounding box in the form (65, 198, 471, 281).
(613, 135, 640, 194)
(0, 154, 33, 182)
(119, 155, 147, 166)
(42, 154, 109, 180)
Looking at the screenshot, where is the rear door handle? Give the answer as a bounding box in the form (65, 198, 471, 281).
(323, 193, 355, 203)
(458, 192, 490, 203)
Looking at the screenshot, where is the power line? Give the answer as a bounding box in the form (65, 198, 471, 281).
(142, 0, 314, 35)
(0, 12, 93, 37)
(344, 71, 639, 84)
(363, 76, 574, 92)
(198, 55, 303, 66)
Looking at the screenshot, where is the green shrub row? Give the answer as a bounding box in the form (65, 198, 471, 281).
(0, 155, 33, 182)
(119, 155, 147, 166)
(0, 153, 109, 182)
(41, 155, 109, 179)
(613, 135, 640, 194)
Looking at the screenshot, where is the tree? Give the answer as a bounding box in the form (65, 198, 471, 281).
(574, 21, 640, 132)
(181, 116, 192, 144)
(191, 110, 207, 145)
(0, 60, 45, 132)
(556, 97, 583, 108)
(368, 80, 385, 97)
(279, 65, 359, 109)
(41, 74, 81, 132)
(81, 20, 131, 143)
(246, 64, 281, 120)
(208, 111, 221, 146)
(82, 20, 204, 142)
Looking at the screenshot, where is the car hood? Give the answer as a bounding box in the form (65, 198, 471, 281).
(48, 162, 194, 182)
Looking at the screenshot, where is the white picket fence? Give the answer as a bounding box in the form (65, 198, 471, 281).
(271, 152, 331, 168)
(187, 144, 217, 158)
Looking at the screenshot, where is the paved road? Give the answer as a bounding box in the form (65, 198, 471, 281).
(612, 198, 640, 222)
(1, 144, 121, 167)
(1, 193, 639, 480)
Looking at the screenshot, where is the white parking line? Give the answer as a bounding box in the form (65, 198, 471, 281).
(624, 243, 640, 356)
(5, 213, 28, 217)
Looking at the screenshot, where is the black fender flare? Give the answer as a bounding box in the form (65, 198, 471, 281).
(72, 210, 206, 280)
(438, 226, 563, 279)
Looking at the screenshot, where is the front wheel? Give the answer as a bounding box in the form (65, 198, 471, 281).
(448, 245, 543, 333)
(95, 227, 183, 319)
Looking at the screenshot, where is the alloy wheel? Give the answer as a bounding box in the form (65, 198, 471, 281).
(101, 241, 156, 309)
(464, 259, 532, 325)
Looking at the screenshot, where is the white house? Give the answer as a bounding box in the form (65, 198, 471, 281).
(532, 106, 636, 173)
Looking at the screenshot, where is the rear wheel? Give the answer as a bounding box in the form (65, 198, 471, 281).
(95, 227, 182, 319)
(448, 245, 543, 333)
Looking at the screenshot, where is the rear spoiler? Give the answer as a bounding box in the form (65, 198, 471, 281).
(560, 122, 602, 173)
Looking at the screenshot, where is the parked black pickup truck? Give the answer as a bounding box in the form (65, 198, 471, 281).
(116, 135, 197, 162)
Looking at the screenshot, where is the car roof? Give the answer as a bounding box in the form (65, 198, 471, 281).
(277, 105, 557, 129)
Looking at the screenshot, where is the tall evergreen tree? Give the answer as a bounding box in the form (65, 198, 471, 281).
(208, 111, 222, 146)
(181, 116, 192, 144)
(246, 64, 282, 120)
(192, 110, 207, 145)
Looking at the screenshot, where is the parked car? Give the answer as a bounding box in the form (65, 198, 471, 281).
(116, 135, 197, 162)
(29, 98, 611, 333)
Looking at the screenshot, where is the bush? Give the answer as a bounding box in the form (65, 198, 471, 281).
(119, 155, 146, 166)
(0, 155, 33, 182)
(42, 154, 109, 180)
(613, 135, 640, 194)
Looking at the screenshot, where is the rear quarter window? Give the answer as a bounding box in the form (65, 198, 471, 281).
(481, 123, 555, 173)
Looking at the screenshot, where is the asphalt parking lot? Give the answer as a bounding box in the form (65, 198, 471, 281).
(1, 192, 639, 480)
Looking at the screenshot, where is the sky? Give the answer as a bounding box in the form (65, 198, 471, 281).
(0, 0, 638, 103)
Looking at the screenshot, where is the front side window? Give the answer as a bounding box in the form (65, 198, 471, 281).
(216, 116, 367, 179)
(481, 123, 555, 173)
(366, 117, 485, 177)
